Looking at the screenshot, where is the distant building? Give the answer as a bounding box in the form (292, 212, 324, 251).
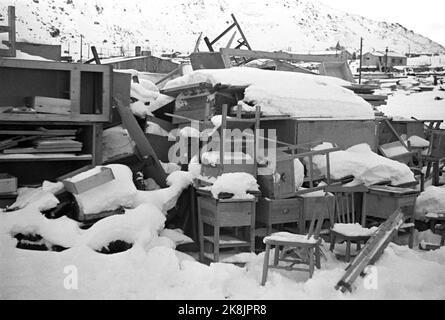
(362, 51, 407, 71)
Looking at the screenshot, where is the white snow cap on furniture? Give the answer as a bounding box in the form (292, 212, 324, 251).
(415, 186, 445, 219)
(311, 143, 416, 186)
(332, 223, 378, 237)
(73, 164, 138, 215)
(208, 172, 259, 199)
(164, 67, 374, 119)
(264, 232, 318, 244)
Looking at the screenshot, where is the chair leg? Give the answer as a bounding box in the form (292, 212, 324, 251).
(198, 220, 205, 263)
(345, 241, 351, 263)
(315, 245, 321, 269)
(409, 227, 415, 249)
(261, 243, 271, 286)
(308, 248, 315, 278)
(273, 245, 280, 266)
(214, 226, 220, 262)
(330, 233, 336, 252)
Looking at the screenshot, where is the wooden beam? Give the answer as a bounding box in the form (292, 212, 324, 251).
(0, 26, 9, 33)
(231, 14, 251, 50)
(8, 6, 16, 57)
(220, 48, 345, 63)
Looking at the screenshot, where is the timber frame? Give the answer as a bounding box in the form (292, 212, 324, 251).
(0, 6, 16, 58)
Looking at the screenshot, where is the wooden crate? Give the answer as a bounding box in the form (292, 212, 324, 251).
(256, 197, 303, 234)
(62, 167, 114, 195)
(257, 157, 296, 199)
(0, 59, 112, 122)
(429, 129, 445, 159)
(365, 186, 419, 219)
(0, 173, 17, 194)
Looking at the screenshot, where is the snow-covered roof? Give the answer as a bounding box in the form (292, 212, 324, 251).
(365, 51, 406, 58)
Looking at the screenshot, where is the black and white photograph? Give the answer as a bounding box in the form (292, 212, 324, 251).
(0, 0, 444, 303)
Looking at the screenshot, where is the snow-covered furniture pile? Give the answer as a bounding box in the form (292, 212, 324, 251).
(1, 164, 194, 254)
(164, 67, 375, 120)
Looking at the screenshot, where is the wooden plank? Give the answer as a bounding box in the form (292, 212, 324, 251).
(114, 98, 168, 188)
(31, 96, 72, 115)
(0, 154, 92, 162)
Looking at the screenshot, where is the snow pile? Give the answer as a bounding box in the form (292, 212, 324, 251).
(73, 165, 137, 215)
(311, 143, 416, 186)
(415, 186, 445, 219)
(79, 203, 166, 251)
(8, 186, 60, 212)
(264, 232, 318, 244)
(160, 229, 194, 246)
(115, 69, 174, 118)
(134, 170, 194, 213)
(379, 89, 445, 129)
(332, 223, 378, 237)
(206, 172, 259, 199)
(201, 151, 253, 166)
(404, 135, 430, 148)
(164, 68, 374, 119)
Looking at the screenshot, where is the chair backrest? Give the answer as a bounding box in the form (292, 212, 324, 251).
(325, 185, 369, 226)
(306, 195, 331, 240)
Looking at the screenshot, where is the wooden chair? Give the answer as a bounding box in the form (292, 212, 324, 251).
(326, 184, 374, 262)
(261, 208, 325, 285)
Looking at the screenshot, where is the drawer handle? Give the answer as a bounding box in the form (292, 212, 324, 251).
(283, 208, 290, 214)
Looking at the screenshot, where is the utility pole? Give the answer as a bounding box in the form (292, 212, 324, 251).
(80, 34, 83, 62)
(359, 37, 363, 84)
(385, 46, 389, 73)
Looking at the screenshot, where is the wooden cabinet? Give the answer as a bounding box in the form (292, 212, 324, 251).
(197, 191, 256, 262)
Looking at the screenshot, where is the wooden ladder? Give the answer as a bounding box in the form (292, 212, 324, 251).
(335, 208, 406, 293)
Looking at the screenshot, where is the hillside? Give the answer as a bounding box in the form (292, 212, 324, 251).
(1, 0, 444, 59)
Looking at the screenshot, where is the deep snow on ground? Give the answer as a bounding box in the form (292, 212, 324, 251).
(1, 231, 444, 300)
(379, 86, 445, 128)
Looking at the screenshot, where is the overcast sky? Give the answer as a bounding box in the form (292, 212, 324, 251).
(317, 0, 445, 46)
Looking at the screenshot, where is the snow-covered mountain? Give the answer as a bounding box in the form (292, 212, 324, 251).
(1, 0, 444, 59)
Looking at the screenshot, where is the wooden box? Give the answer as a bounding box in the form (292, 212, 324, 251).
(257, 197, 303, 234)
(0, 173, 17, 195)
(63, 167, 114, 195)
(298, 194, 334, 222)
(198, 195, 255, 227)
(257, 157, 296, 199)
(429, 129, 445, 159)
(365, 186, 419, 219)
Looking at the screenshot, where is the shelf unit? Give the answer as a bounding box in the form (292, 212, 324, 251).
(0, 122, 103, 186)
(0, 59, 111, 186)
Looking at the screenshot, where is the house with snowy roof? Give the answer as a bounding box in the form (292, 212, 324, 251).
(363, 50, 407, 70)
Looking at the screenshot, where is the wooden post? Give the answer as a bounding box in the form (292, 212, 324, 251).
(8, 6, 15, 57)
(359, 37, 363, 84)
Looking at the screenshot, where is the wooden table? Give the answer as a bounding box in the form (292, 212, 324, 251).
(196, 189, 257, 262)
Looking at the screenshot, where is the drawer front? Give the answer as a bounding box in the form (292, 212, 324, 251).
(218, 202, 254, 227)
(257, 198, 302, 224)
